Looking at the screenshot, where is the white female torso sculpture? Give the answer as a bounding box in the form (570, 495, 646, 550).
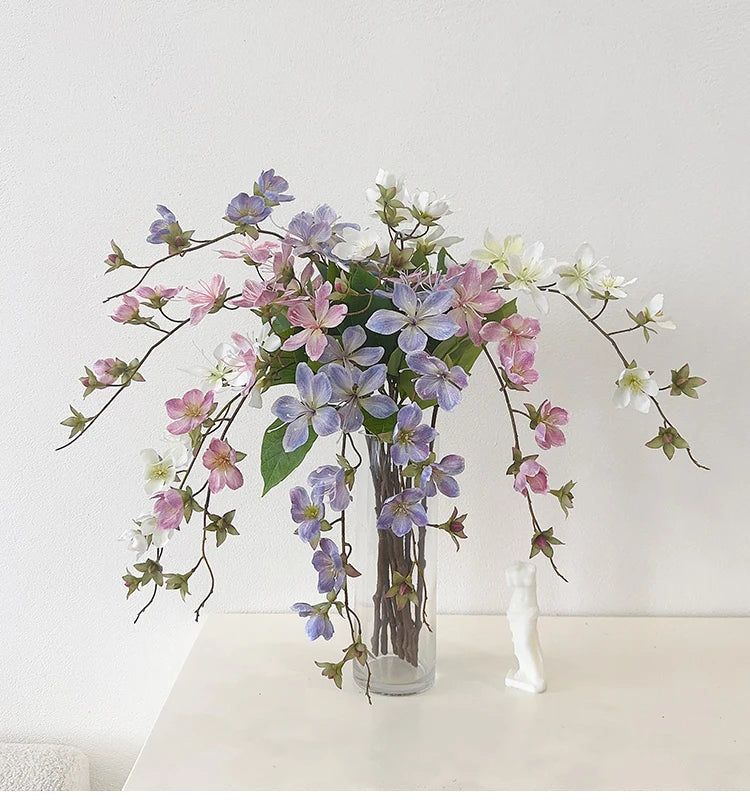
(505, 561, 546, 693)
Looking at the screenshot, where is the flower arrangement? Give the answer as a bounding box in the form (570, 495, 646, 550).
(61, 168, 707, 698)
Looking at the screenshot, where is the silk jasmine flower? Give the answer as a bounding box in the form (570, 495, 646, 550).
(323, 363, 397, 432)
(308, 465, 351, 512)
(165, 388, 214, 435)
(202, 438, 244, 493)
(331, 227, 383, 262)
(289, 486, 325, 545)
(365, 169, 406, 205)
(420, 454, 465, 498)
(406, 351, 468, 411)
(140, 448, 179, 494)
(271, 364, 340, 452)
(320, 325, 384, 370)
(504, 241, 556, 314)
(555, 243, 606, 305)
(613, 366, 659, 413)
(471, 230, 524, 268)
(391, 403, 436, 465)
(377, 488, 428, 537)
(642, 294, 676, 330)
(225, 192, 271, 226)
(405, 188, 452, 223)
(291, 602, 334, 641)
(366, 283, 459, 353)
(592, 271, 637, 299)
(312, 538, 346, 593)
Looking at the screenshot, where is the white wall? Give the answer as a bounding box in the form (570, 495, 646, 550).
(1, 0, 748, 790)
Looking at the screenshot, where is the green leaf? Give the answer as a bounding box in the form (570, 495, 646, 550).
(436, 248, 448, 273)
(480, 297, 518, 326)
(410, 247, 428, 269)
(260, 419, 318, 496)
(362, 409, 397, 436)
(387, 346, 404, 377)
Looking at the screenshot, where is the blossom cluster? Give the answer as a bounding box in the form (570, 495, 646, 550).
(62, 166, 707, 695)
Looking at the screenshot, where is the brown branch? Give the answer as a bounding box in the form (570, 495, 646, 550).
(56, 319, 189, 451)
(103, 231, 237, 304)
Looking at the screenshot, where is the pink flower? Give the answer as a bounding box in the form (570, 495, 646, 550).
(535, 400, 569, 450)
(202, 438, 244, 493)
(282, 282, 347, 361)
(184, 274, 226, 325)
(501, 349, 539, 386)
(136, 284, 182, 303)
(481, 314, 540, 361)
(217, 236, 279, 264)
(271, 242, 295, 280)
(235, 278, 295, 309)
(165, 388, 215, 434)
(153, 488, 184, 531)
(110, 294, 140, 323)
(84, 358, 117, 386)
(216, 333, 257, 394)
(446, 261, 504, 345)
(513, 459, 549, 495)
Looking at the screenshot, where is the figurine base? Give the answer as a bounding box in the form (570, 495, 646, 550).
(505, 668, 546, 694)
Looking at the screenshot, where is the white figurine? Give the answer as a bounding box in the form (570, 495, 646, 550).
(505, 561, 546, 693)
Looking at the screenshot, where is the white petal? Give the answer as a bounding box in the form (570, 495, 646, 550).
(140, 448, 160, 466)
(630, 392, 652, 414)
(613, 386, 631, 408)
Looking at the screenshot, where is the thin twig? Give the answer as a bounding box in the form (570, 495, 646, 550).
(56, 320, 189, 451)
(103, 232, 237, 304)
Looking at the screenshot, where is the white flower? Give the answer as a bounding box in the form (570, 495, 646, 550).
(139, 513, 173, 548)
(159, 433, 191, 468)
(184, 351, 234, 391)
(416, 225, 463, 255)
(613, 366, 659, 413)
(405, 188, 452, 221)
(255, 321, 281, 354)
(643, 293, 676, 330)
(365, 169, 405, 204)
(331, 227, 384, 261)
(504, 241, 557, 314)
(140, 448, 181, 494)
(555, 243, 606, 305)
(591, 270, 637, 299)
(471, 230, 524, 268)
(119, 526, 147, 556)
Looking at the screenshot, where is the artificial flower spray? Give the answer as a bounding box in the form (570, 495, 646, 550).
(61, 169, 707, 698)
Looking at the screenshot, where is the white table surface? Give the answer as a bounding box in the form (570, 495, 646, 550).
(124, 613, 750, 791)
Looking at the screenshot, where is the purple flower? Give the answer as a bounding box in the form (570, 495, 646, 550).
(320, 325, 384, 370)
(312, 537, 346, 593)
(225, 192, 272, 226)
(285, 205, 357, 257)
(271, 363, 340, 452)
(366, 283, 459, 353)
(323, 363, 398, 432)
(420, 454, 465, 498)
(291, 603, 334, 641)
(391, 403, 436, 466)
(256, 169, 294, 205)
(406, 351, 469, 411)
(146, 205, 176, 244)
(377, 488, 428, 537)
(308, 465, 351, 511)
(289, 486, 325, 545)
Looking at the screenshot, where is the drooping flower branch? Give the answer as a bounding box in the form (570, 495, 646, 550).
(61, 167, 708, 696)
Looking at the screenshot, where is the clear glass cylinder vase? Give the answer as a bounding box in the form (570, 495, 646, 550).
(351, 433, 438, 695)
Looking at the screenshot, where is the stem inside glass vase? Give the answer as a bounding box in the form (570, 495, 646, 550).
(352, 434, 437, 695)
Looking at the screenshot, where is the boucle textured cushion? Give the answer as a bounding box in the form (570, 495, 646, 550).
(0, 743, 90, 791)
